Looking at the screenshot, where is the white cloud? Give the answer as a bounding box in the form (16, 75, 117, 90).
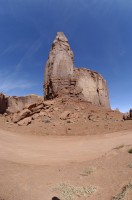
(0, 43, 29, 58)
(0, 79, 35, 93)
(0, 69, 36, 93)
(0, 33, 43, 94)
(0, 77, 36, 93)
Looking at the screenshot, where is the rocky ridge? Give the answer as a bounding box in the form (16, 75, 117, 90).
(7, 94, 43, 113)
(0, 93, 131, 134)
(0, 96, 130, 135)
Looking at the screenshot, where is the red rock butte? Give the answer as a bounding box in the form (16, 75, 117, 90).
(44, 32, 110, 108)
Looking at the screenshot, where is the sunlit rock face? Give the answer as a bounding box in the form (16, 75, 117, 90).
(44, 32, 74, 99)
(7, 95, 43, 113)
(74, 68, 110, 108)
(44, 32, 110, 109)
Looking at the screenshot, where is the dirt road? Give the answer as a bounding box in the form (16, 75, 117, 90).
(0, 129, 132, 200)
(0, 129, 132, 165)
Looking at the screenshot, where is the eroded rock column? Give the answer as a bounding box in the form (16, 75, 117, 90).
(44, 32, 74, 99)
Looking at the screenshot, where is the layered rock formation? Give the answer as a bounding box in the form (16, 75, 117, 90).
(44, 32, 110, 108)
(7, 94, 43, 113)
(44, 32, 74, 99)
(0, 94, 43, 115)
(74, 68, 110, 108)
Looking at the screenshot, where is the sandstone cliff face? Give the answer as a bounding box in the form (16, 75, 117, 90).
(74, 68, 110, 108)
(44, 32, 110, 109)
(44, 32, 74, 99)
(7, 94, 43, 113)
(0, 93, 7, 114)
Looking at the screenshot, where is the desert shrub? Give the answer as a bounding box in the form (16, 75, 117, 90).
(112, 183, 132, 200)
(128, 148, 132, 154)
(114, 145, 124, 150)
(128, 163, 132, 168)
(80, 167, 96, 176)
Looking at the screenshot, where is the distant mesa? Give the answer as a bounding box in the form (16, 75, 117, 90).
(44, 32, 110, 108)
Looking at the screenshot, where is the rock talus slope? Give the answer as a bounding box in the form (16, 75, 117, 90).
(44, 32, 110, 108)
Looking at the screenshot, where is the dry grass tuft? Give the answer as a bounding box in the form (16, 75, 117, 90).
(128, 148, 132, 154)
(114, 144, 124, 150)
(80, 167, 96, 176)
(128, 163, 132, 168)
(53, 183, 97, 200)
(112, 183, 132, 200)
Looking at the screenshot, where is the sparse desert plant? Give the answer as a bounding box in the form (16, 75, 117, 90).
(112, 183, 132, 200)
(128, 163, 132, 168)
(53, 183, 97, 200)
(80, 167, 96, 176)
(128, 148, 132, 154)
(114, 144, 124, 150)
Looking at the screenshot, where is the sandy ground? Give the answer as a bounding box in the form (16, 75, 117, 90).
(0, 129, 132, 200)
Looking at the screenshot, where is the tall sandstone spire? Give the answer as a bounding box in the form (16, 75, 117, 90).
(44, 32, 74, 99)
(44, 32, 110, 108)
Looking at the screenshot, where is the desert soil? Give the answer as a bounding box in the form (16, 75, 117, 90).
(0, 128, 131, 200)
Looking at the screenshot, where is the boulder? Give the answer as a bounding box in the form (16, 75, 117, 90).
(39, 111, 52, 119)
(32, 113, 40, 120)
(42, 116, 51, 123)
(31, 103, 44, 113)
(60, 111, 71, 120)
(53, 107, 59, 111)
(67, 119, 74, 123)
(26, 103, 37, 110)
(44, 100, 55, 106)
(12, 109, 31, 123)
(71, 113, 79, 119)
(88, 114, 96, 121)
(18, 117, 32, 126)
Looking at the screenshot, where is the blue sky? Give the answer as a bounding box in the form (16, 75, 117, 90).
(0, 0, 132, 112)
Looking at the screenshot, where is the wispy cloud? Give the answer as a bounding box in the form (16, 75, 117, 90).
(0, 69, 36, 94)
(0, 79, 35, 93)
(0, 24, 44, 95)
(0, 43, 29, 57)
(13, 35, 44, 74)
(0, 34, 44, 94)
